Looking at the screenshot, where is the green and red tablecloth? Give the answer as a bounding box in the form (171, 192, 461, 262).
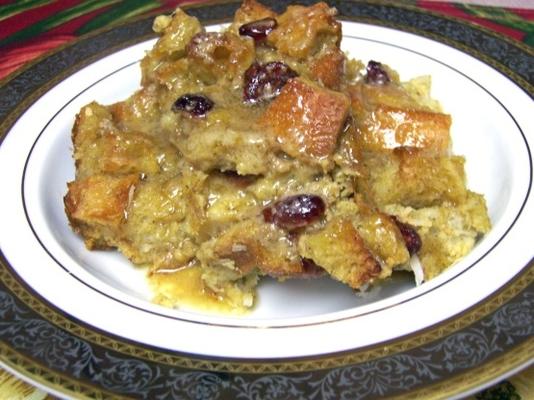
(0, 0, 532, 81)
(0, 1, 532, 399)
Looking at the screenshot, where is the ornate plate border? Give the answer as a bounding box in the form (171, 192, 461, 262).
(0, 1, 533, 398)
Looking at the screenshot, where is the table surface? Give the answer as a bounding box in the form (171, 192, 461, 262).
(0, 0, 532, 399)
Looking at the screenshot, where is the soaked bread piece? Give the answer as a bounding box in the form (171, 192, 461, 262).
(358, 148, 467, 208)
(141, 9, 203, 85)
(120, 169, 207, 269)
(385, 191, 491, 279)
(261, 78, 350, 164)
(198, 218, 303, 279)
(228, 0, 277, 32)
(65, 174, 139, 249)
(186, 31, 255, 84)
(349, 81, 451, 155)
(64, 1, 491, 313)
(309, 48, 346, 89)
(171, 103, 273, 175)
(298, 218, 381, 289)
(267, 2, 341, 60)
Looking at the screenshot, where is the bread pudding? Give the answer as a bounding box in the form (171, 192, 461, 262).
(64, 0, 491, 313)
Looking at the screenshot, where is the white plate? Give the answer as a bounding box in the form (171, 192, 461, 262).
(1, 4, 533, 399)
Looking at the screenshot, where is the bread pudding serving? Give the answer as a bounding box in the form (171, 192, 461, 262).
(64, 0, 491, 313)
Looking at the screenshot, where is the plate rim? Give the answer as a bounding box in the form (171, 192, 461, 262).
(1, 0, 533, 398)
(18, 32, 532, 330)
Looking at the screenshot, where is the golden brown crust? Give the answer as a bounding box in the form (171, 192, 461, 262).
(352, 197, 410, 274)
(298, 218, 381, 289)
(359, 105, 451, 154)
(141, 8, 203, 85)
(65, 174, 138, 227)
(200, 220, 303, 277)
(260, 78, 350, 162)
(186, 31, 255, 83)
(109, 86, 160, 133)
(64, 174, 139, 249)
(309, 48, 346, 89)
(358, 148, 467, 208)
(267, 2, 341, 60)
(231, 0, 277, 29)
(349, 84, 451, 155)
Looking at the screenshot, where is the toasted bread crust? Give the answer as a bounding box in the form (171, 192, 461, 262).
(261, 78, 350, 162)
(298, 218, 381, 289)
(231, 0, 276, 29)
(65, 174, 139, 249)
(358, 148, 467, 208)
(350, 83, 451, 155)
(267, 2, 341, 60)
(309, 48, 346, 89)
(199, 220, 303, 277)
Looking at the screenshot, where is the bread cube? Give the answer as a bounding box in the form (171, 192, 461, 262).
(261, 78, 350, 162)
(72, 102, 171, 178)
(360, 105, 451, 154)
(72, 102, 111, 157)
(141, 8, 202, 84)
(350, 83, 451, 155)
(198, 219, 303, 278)
(385, 191, 491, 280)
(352, 199, 410, 275)
(110, 86, 160, 133)
(267, 2, 341, 60)
(172, 120, 271, 175)
(308, 48, 346, 89)
(359, 149, 467, 208)
(64, 174, 139, 248)
(186, 31, 255, 84)
(298, 218, 381, 288)
(229, 0, 277, 32)
(121, 171, 206, 269)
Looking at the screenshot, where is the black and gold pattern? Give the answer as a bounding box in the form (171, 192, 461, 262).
(0, 1, 533, 398)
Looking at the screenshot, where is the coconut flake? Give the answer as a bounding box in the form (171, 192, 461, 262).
(232, 243, 248, 252)
(410, 254, 425, 286)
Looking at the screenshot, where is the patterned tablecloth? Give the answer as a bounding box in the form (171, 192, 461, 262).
(0, 0, 532, 399)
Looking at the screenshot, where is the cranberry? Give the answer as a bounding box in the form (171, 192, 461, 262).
(172, 94, 214, 117)
(392, 217, 422, 255)
(238, 17, 277, 41)
(301, 258, 326, 276)
(243, 61, 298, 103)
(365, 60, 390, 85)
(263, 194, 325, 230)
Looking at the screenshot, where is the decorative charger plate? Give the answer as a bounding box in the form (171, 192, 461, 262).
(0, 0, 533, 398)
